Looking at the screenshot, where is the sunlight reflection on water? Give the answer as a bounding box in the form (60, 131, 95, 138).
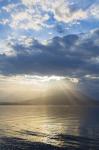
(0, 105, 99, 147)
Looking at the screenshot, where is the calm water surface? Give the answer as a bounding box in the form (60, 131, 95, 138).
(0, 105, 99, 148)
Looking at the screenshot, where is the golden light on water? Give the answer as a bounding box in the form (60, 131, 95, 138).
(0, 105, 82, 147)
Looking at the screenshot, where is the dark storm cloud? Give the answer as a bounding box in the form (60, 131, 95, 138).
(0, 29, 99, 76)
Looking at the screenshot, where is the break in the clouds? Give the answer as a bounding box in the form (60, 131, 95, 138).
(0, 28, 99, 99)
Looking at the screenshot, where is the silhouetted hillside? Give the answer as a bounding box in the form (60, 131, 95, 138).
(0, 90, 98, 106)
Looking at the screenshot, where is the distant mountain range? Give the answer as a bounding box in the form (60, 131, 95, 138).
(0, 90, 99, 106)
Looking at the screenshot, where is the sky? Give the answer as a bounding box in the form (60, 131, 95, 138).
(0, 0, 99, 102)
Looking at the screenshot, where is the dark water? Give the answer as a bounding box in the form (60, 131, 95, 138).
(0, 105, 99, 150)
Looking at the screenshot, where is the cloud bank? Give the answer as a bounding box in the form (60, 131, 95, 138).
(0, 29, 99, 77)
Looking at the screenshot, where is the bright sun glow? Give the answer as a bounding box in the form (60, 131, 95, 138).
(0, 75, 79, 102)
